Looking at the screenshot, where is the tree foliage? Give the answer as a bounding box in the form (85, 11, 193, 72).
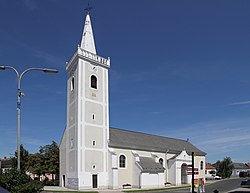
(0, 169, 43, 193)
(10, 141, 59, 181)
(0, 141, 59, 192)
(215, 157, 234, 178)
(11, 144, 30, 172)
(39, 141, 59, 180)
(26, 153, 44, 178)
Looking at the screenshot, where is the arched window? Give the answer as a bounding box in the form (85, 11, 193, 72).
(159, 158, 163, 166)
(91, 75, 97, 89)
(119, 155, 126, 168)
(200, 161, 204, 170)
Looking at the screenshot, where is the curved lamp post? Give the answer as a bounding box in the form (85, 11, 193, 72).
(0, 66, 58, 171)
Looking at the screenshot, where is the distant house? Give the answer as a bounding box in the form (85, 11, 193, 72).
(205, 163, 216, 174)
(232, 163, 250, 176)
(0, 157, 12, 172)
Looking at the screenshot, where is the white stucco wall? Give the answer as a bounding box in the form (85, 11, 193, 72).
(167, 151, 206, 186)
(112, 148, 168, 188)
(140, 173, 165, 188)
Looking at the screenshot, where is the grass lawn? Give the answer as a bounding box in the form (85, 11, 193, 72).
(43, 191, 98, 193)
(123, 185, 190, 192)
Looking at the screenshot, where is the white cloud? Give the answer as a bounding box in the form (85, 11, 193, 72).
(200, 134, 250, 146)
(226, 100, 250, 106)
(159, 117, 250, 163)
(33, 49, 64, 67)
(22, 136, 45, 147)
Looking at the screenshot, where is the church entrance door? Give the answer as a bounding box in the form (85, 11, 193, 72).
(92, 174, 98, 188)
(181, 163, 188, 184)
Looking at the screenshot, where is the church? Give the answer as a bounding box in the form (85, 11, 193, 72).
(59, 10, 206, 190)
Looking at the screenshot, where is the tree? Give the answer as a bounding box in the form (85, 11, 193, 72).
(39, 141, 59, 180)
(9, 141, 59, 183)
(26, 153, 44, 179)
(215, 157, 234, 178)
(11, 144, 30, 172)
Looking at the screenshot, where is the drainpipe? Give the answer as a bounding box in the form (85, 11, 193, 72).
(165, 150, 169, 183)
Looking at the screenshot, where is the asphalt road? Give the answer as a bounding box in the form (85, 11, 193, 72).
(153, 178, 250, 193)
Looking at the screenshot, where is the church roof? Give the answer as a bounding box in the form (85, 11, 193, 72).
(109, 128, 206, 156)
(137, 157, 165, 173)
(206, 163, 216, 170)
(80, 12, 96, 54)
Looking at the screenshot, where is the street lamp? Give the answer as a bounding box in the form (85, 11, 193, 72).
(0, 66, 59, 171)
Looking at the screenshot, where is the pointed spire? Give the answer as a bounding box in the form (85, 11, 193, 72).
(80, 9, 96, 54)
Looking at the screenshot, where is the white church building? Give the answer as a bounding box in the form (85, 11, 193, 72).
(59, 11, 206, 190)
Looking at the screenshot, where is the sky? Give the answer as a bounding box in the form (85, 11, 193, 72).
(0, 0, 250, 164)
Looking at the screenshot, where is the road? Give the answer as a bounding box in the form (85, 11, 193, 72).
(152, 178, 250, 193)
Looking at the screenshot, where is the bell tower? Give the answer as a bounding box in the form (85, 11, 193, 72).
(60, 10, 110, 189)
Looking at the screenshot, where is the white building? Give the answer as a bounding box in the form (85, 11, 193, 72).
(59, 11, 206, 190)
(232, 163, 250, 176)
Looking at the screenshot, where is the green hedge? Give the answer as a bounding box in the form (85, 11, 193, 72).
(43, 179, 59, 186)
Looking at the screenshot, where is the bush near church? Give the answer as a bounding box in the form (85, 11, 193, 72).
(0, 169, 43, 193)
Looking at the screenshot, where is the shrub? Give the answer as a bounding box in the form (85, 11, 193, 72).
(43, 179, 59, 186)
(0, 169, 44, 193)
(209, 170, 216, 175)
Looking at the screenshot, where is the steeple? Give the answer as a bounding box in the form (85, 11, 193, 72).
(80, 10, 96, 54)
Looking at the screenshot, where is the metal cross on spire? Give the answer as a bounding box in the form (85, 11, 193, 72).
(84, 3, 92, 15)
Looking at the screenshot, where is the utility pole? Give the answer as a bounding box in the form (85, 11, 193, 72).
(192, 152, 195, 193)
(0, 66, 58, 170)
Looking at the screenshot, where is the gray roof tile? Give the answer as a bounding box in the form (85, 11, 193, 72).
(137, 157, 165, 173)
(233, 163, 250, 169)
(109, 128, 206, 156)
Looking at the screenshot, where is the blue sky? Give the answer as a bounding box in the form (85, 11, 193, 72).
(0, 0, 250, 164)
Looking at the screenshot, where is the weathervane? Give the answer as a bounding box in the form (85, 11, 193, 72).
(85, 3, 92, 15)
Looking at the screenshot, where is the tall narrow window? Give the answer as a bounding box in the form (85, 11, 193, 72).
(71, 77, 75, 91)
(91, 75, 97, 89)
(119, 155, 126, 168)
(200, 161, 204, 170)
(159, 158, 163, 166)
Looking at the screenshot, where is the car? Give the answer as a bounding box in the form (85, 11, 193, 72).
(241, 179, 250, 188)
(214, 175, 221, 180)
(205, 174, 221, 180)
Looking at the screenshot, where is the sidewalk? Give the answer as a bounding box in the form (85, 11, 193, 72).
(43, 184, 189, 193)
(229, 187, 250, 192)
(43, 186, 123, 193)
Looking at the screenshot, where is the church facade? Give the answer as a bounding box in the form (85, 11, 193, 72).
(59, 11, 206, 190)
